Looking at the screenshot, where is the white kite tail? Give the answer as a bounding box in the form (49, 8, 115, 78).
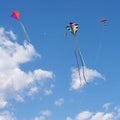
(19, 21, 30, 43)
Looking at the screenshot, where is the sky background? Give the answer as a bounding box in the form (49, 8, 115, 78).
(0, 0, 120, 120)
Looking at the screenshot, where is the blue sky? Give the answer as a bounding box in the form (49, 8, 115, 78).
(0, 0, 120, 120)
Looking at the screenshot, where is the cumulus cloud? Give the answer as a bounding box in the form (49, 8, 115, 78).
(28, 86, 39, 96)
(103, 103, 111, 111)
(65, 104, 120, 120)
(114, 107, 120, 119)
(40, 110, 51, 116)
(66, 111, 113, 120)
(54, 98, 64, 106)
(90, 112, 113, 120)
(0, 27, 54, 109)
(34, 116, 46, 120)
(6, 30, 16, 40)
(44, 84, 54, 95)
(34, 110, 51, 120)
(44, 89, 53, 95)
(0, 111, 16, 120)
(66, 117, 72, 120)
(0, 99, 8, 109)
(75, 111, 93, 120)
(70, 67, 105, 90)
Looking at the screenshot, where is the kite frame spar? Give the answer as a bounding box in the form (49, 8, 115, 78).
(66, 22, 88, 85)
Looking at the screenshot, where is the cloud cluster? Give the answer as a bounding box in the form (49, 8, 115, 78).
(0, 111, 16, 120)
(103, 103, 111, 111)
(34, 110, 51, 120)
(54, 98, 64, 106)
(70, 67, 105, 90)
(67, 111, 113, 120)
(66, 103, 120, 120)
(0, 27, 54, 109)
(0, 110, 52, 120)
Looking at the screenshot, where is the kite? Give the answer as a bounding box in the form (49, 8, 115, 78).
(101, 18, 107, 31)
(66, 22, 87, 85)
(64, 33, 68, 37)
(11, 11, 30, 43)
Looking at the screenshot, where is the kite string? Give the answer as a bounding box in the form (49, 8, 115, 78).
(74, 46, 82, 86)
(74, 35, 88, 83)
(19, 21, 30, 43)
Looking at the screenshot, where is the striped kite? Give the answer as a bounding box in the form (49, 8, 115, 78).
(11, 11, 30, 43)
(66, 22, 87, 85)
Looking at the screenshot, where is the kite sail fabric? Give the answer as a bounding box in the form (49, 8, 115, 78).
(66, 22, 87, 85)
(66, 22, 78, 36)
(11, 11, 20, 20)
(11, 11, 30, 43)
(101, 18, 107, 23)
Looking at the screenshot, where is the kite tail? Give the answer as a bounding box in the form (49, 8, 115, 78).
(103, 23, 107, 32)
(74, 48, 82, 86)
(83, 66, 88, 84)
(19, 21, 30, 43)
(74, 36, 88, 84)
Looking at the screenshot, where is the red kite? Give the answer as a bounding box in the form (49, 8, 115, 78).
(11, 11, 30, 43)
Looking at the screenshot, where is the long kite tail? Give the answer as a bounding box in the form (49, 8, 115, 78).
(74, 35, 88, 84)
(74, 48, 82, 86)
(19, 21, 30, 43)
(103, 22, 107, 32)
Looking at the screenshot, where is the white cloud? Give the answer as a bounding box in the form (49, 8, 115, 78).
(90, 112, 113, 120)
(44, 83, 54, 95)
(103, 103, 111, 111)
(6, 30, 16, 40)
(0, 99, 8, 109)
(54, 98, 64, 106)
(34, 110, 51, 120)
(70, 67, 105, 90)
(114, 107, 120, 119)
(75, 111, 93, 120)
(28, 86, 39, 96)
(0, 27, 54, 109)
(66, 111, 114, 120)
(44, 89, 53, 95)
(14, 94, 24, 102)
(33, 69, 53, 80)
(66, 103, 120, 120)
(34, 116, 46, 120)
(0, 111, 16, 120)
(66, 117, 72, 120)
(40, 110, 51, 116)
